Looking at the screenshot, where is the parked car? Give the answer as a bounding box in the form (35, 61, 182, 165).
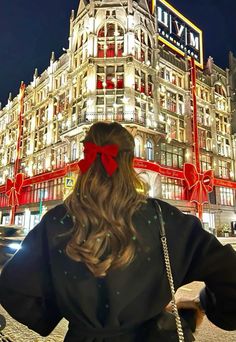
(0, 225, 26, 264)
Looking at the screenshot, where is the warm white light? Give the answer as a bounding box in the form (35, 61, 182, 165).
(185, 151, 190, 159)
(87, 38, 93, 57)
(31, 116, 36, 130)
(9, 243, 21, 251)
(87, 75, 96, 92)
(127, 15, 134, 30)
(122, 97, 129, 104)
(87, 99, 93, 106)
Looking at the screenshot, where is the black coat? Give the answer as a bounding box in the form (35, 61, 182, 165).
(0, 198, 236, 341)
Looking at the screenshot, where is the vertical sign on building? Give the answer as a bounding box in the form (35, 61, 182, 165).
(156, 0, 203, 68)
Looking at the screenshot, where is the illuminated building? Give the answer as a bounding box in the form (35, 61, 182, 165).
(0, 0, 236, 236)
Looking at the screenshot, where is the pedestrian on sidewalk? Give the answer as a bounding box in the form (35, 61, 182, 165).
(0, 121, 236, 341)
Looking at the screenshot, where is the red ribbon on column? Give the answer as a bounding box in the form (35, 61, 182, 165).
(5, 173, 25, 207)
(183, 163, 214, 204)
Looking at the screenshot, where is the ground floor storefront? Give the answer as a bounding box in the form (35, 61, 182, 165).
(1, 162, 236, 237)
(0, 199, 235, 237)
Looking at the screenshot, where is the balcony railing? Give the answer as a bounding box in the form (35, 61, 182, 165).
(77, 112, 146, 126)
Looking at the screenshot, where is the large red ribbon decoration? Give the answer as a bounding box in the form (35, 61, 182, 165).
(5, 173, 25, 207)
(184, 163, 214, 204)
(78, 142, 119, 176)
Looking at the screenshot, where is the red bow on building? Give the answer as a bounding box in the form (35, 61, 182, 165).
(5, 173, 25, 207)
(183, 163, 214, 204)
(78, 142, 119, 176)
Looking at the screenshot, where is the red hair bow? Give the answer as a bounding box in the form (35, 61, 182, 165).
(78, 142, 119, 176)
(184, 163, 214, 204)
(5, 173, 25, 207)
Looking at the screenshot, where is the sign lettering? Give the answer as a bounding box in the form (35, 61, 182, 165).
(156, 0, 203, 68)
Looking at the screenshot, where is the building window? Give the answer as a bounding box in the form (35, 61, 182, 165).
(200, 155, 212, 172)
(135, 136, 142, 158)
(161, 177, 185, 200)
(134, 27, 152, 63)
(215, 84, 227, 97)
(199, 129, 206, 149)
(33, 153, 46, 175)
(196, 85, 210, 102)
(160, 88, 177, 113)
(96, 65, 125, 120)
(2, 215, 10, 225)
(217, 135, 231, 157)
(159, 65, 184, 88)
(97, 65, 124, 90)
(135, 69, 153, 97)
(219, 187, 234, 206)
(160, 143, 184, 169)
(166, 116, 178, 140)
(97, 22, 124, 58)
(178, 94, 184, 115)
(54, 146, 67, 169)
(219, 160, 231, 179)
(71, 142, 77, 161)
(215, 113, 230, 134)
(146, 139, 154, 160)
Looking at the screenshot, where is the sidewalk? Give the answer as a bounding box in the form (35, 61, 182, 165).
(218, 237, 236, 250)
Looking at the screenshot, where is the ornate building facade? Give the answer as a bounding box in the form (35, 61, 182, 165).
(0, 0, 236, 236)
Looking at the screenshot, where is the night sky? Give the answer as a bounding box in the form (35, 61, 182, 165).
(0, 0, 236, 106)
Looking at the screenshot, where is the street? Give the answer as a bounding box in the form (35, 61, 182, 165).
(0, 281, 236, 341)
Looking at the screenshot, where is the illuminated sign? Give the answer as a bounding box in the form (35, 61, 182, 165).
(156, 0, 203, 68)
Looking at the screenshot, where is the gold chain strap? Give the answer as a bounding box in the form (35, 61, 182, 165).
(154, 200, 185, 342)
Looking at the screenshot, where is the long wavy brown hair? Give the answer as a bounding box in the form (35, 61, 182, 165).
(64, 122, 147, 277)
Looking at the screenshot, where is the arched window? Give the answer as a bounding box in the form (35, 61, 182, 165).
(215, 84, 227, 97)
(146, 139, 154, 160)
(97, 22, 124, 58)
(134, 27, 153, 63)
(134, 136, 142, 158)
(71, 142, 77, 161)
